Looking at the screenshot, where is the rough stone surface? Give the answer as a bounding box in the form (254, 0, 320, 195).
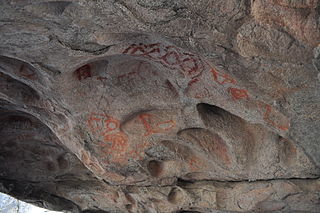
(0, 0, 319, 212)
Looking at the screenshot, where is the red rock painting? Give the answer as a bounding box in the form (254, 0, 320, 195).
(74, 64, 92, 81)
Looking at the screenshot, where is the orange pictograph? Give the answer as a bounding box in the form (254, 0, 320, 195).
(87, 113, 129, 159)
(138, 113, 176, 136)
(87, 112, 171, 165)
(87, 113, 120, 135)
(104, 132, 129, 152)
(260, 104, 289, 131)
(228, 87, 249, 100)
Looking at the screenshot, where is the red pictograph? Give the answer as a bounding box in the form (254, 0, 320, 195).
(210, 68, 236, 85)
(187, 77, 200, 86)
(180, 56, 202, 76)
(160, 49, 181, 66)
(74, 64, 92, 81)
(123, 43, 161, 59)
(19, 64, 37, 80)
(123, 43, 204, 78)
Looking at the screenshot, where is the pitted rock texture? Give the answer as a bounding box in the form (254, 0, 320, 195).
(0, 0, 319, 212)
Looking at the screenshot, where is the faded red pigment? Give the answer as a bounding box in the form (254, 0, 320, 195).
(19, 64, 37, 80)
(74, 64, 92, 81)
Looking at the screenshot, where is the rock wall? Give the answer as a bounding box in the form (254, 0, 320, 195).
(0, 0, 319, 212)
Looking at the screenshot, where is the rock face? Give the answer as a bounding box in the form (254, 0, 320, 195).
(0, 0, 319, 212)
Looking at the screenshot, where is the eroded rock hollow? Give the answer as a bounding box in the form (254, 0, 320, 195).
(0, 0, 319, 212)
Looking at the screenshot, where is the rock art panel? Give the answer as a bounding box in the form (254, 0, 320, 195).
(0, 1, 319, 212)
